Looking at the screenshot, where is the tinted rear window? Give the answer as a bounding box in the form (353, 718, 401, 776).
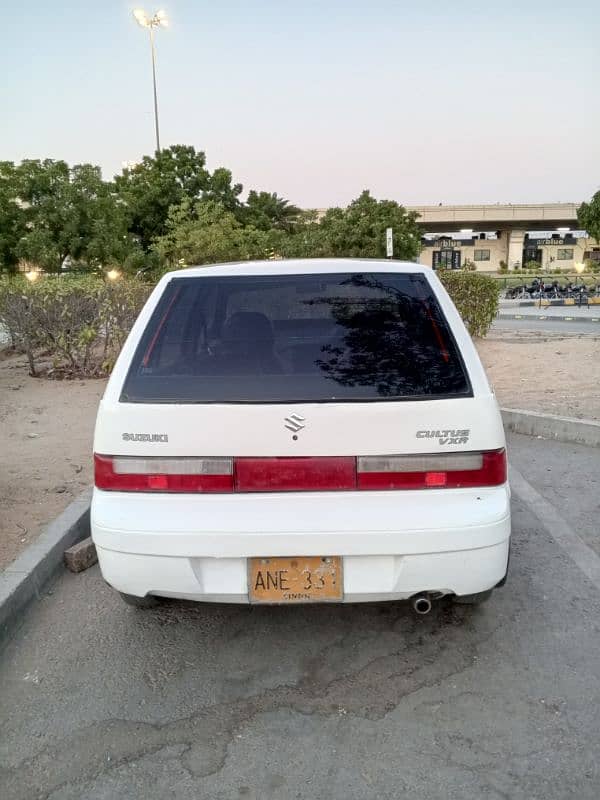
(121, 272, 471, 403)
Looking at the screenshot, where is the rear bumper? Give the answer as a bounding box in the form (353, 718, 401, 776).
(91, 485, 511, 602)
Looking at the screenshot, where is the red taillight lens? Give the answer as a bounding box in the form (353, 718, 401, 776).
(94, 450, 507, 493)
(234, 457, 356, 492)
(94, 455, 234, 493)
(357, 449, 506, 490)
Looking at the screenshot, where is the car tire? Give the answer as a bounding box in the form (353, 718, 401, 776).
(118, 592, 161, 609)
(453, 589, 493, 606)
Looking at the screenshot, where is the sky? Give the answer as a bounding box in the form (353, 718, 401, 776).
(1, 1, 598, 207)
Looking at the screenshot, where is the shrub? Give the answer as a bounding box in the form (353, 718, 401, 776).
(585, 259, 600, 274)
(438, 271, 499, 338)
(0, 275, 150, 376)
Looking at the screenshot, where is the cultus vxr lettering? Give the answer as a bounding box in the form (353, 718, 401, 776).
(416, 429, 470, 445)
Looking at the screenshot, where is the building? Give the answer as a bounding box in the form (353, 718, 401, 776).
(408, 203, 599, 271)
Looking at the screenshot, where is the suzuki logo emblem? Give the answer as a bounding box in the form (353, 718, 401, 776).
(284, 413, 306, 433)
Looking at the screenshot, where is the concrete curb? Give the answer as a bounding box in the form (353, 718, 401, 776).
(498, 313, 600, 324)
(0, 488, 92, 639)
(501, 300, 600, 308)
(501, 408, 600, 448)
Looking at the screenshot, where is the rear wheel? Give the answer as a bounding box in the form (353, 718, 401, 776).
(118, 592, 161, 609)
(453, 589, 493, 606)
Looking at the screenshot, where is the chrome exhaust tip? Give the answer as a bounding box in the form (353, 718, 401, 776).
(412, 594, 433, 615)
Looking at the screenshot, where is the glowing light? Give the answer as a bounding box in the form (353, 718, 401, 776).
(133, 8, 168, 28)
(133, 8, 149, 26)
(107, 269, 121, 281)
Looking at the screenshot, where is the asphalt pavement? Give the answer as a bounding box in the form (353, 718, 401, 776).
(1, 432, 600, 800)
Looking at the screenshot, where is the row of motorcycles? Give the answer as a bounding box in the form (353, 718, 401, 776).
(505, 279, 600, 301)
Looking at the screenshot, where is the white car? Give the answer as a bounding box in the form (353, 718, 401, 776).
(91, 259, 510, 612)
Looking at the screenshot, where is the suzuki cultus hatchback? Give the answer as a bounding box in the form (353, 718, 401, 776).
(91, 259, 510, 611)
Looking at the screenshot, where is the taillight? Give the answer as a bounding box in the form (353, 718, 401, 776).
(235, 457, 356, 492)
(357, 449, 506, 490)
(94, 455, 233, 493)
(94, 450, 506, 493)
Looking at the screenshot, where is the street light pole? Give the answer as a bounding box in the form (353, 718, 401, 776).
(149, 25, 160, 151)
(133, 9, 169, 153)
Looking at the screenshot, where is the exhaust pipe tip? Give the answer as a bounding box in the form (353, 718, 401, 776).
(412, 594, 432, 615)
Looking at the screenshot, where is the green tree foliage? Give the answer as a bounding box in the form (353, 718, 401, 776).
(115, 145, 211, 251)
(114, 145, 244, 250)
(318, 190, 421, 260)
(202, 167, 243, 214)
(577, 190, 600, 243)
(240, 191, 301, 232)
(0, 159, 140, 272)
(1, 147, 428, 278)
(0, 162, 28, 273)
(152, 199, 271, 268)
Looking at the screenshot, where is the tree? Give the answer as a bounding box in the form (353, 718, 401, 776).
(12, 160, 139, 272)
(578, 191, 600, 243)
(202, 167, 243, 214)
(0, 162, 28, 273)
(114, 146, 249, 251)
(240, 191, 301, 232)
(319, 190, 421, 260)
(152, 199, 271, 268)
(114, 145, 212, 251)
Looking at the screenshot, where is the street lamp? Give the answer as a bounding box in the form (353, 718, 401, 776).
(132, 9, 169, 153)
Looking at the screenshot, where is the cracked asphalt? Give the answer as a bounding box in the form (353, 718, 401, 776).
(1, 432, 600, 800)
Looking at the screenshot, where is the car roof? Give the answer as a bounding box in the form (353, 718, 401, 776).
(164, 258, 430, 279)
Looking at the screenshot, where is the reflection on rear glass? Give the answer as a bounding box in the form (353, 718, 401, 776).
(121, 272, 471, 403)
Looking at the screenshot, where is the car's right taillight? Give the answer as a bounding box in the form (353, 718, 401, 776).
(357, 449, 507, 490)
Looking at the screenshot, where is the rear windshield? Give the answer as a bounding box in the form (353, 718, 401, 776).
(121, 272, 471, 403)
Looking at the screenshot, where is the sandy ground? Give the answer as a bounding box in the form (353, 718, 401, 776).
(477, 329, 600, 421)
(1, 329, 599, 569)
(0, 351, 106, 570)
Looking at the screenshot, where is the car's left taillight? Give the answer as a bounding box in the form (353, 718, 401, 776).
(94, 454, 234, 493)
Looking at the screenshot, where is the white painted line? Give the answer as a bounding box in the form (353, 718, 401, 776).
(510, 466, 600, 592)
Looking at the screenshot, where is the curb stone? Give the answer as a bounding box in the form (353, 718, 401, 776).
(501, 408, 600, 448)
(497, 313, 600, 324)
(0, 489, 91, 641)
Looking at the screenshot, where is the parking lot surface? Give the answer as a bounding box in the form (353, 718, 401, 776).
(1, 433, 600, 800)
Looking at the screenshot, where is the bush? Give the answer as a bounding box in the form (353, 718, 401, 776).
(585, 259, 600, 274)
(0, 275, 150, 376)
(438, 271, 499, 338)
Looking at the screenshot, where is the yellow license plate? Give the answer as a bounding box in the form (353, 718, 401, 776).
(248, 556, 343, 604)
